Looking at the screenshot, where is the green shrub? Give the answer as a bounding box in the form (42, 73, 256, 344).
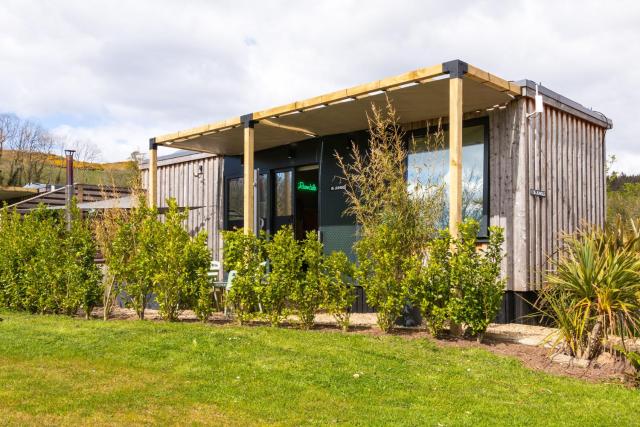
(0, 207, 21, 308)
(449, 222, 505, 339)
(417, 230, 452, 336)
(0, 202, 101, 318)
(539, 225, 640, 359)
(190, 232, 216, 322)
(19, 208, 62, 314)
(354, 222, 413, 332)
(153, 199, 210, 321)
(293, 230, 323, 329)
(109, 199, 159, 320)
(320, 251, 356, 331)
(63, 205, 102, 319)
(263, 226, 300, 326)
(222, 228, 265, 325)
(416, 219, 505, 340)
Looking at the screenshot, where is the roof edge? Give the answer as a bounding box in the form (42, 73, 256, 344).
(518, 79, 612, 129)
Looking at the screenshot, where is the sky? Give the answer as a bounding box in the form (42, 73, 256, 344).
(0, 0, 638, 173)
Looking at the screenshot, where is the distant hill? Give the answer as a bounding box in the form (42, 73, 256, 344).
(0, 150, 137, 188)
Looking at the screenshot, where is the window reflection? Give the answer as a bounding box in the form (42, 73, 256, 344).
(275, 170, 293, 216)
(407, 124, 486, 233)
(258, 173, 268, 231)
(228, 177, 243, 223)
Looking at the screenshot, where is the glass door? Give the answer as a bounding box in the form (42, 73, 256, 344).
(272, 168, 294, 232)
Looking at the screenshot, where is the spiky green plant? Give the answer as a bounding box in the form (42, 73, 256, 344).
(540, 224, 640, 359)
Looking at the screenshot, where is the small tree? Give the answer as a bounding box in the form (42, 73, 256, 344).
(92, 184, 132, 320)
(294, 231, 324, 329)
(320, 251, 356, 331)
(336, 99, 445, 332)
(263, 226, 300, 326)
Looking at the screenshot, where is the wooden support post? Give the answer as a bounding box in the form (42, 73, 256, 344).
(449, 77, 463, 237)
(148, 139, 158, 208)
(243, 119, 255, 235)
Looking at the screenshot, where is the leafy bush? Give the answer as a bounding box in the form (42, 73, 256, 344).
(108, 199, 159, 319)
(416, 220, 505, 340)
(293, 230, 324, 329)
(320, 251, 356, 331)
(222, 228, 265, 325)
(448, 221, 505, 339)
(93, 190, 131, 320)
(263, 226, 300, 326)
(63, 205, 102, 318)
(355, 222, 415, 332)
(153, 199, 210, 321)
(539, 225, 640, 359)
(0, 202, 101, 318)
(417, 230, 452, 336)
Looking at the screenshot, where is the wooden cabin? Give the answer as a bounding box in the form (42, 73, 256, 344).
(142, 60, 612, 322)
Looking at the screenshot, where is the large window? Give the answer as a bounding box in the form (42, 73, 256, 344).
(227, 177, 243, 228)
(407, 123, 488, 236)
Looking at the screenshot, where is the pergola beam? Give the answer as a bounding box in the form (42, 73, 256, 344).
(151, 60, 521, 153)
(252, 64, 446, 120)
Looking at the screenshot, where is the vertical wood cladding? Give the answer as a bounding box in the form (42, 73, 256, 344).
(490, 98, 607, 291)
(141, 153, 224, 261)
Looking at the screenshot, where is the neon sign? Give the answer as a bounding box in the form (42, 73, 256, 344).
(297, 181, 317, 192)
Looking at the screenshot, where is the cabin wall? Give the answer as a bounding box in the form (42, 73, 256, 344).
(141, 154, 224, 261)
(489, 98, 607, 293)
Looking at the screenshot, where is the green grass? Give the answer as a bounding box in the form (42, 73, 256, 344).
(0, 311, 639, 426)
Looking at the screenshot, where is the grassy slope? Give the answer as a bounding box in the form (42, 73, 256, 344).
(0, 311, 638, 426)
(0, 152, 135, 187)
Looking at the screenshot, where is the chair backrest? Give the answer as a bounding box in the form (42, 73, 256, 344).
(226, 270, 237, 291)
(208, 261, 221, 279)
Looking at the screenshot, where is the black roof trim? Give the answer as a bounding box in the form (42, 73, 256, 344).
(518, 79, 612, 129)
(442, 60, 468, 79)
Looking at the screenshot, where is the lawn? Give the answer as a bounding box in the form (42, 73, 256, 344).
(1, 311, 639, 426)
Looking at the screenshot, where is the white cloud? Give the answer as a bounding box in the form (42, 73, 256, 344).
(0, 0, 638, 173)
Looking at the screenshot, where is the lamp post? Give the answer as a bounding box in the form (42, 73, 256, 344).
(65, 149, 75, 231)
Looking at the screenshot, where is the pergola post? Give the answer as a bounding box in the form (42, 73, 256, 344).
(148, 138, 158, 208)
(242, 115, 255, 235)
(445, 60, 466, 237)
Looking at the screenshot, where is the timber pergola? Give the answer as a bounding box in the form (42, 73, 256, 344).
(149, 59, 521, 236)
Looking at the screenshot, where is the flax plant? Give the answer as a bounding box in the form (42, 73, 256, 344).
(540, 221, 640, 359)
